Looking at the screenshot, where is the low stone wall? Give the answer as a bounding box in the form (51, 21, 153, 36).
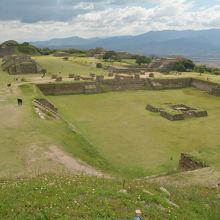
(110, 67, 147, 74)
(146, 104, 161, 113)
(191, 78, 218, 92)
(36, 77, 220, 97)
(160, 110, 184, 121)
(34, 98, 58, 113)
(33, 98, 59, 119)
(210, 87, 220, 96)
(101, 78, 147, 91)
(37, 81, 103, 96)
(194, 110, 208, 117)
(37, 77, 193, 96)
(179, 153, 208, 171)
(150, 78, 192, 90)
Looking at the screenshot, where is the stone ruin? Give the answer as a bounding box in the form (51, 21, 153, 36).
(134, 73, 140, 79)
(115, 74, 134, 80)
(55, 77, 62, 82)
(74, 75, 81, 81)
(149, 73, 154, 78)
(69, 74, 75, 78)
(89, 73, 96, 78)
(80, 76, 94, 81)
(179, 153, 208, 171)
(210, 86, 220, 96)
(33, 98, 59, 119)
(108, 72, 114, 77)
(53, 51, 70, 57)
(148, 56, 186, 72)
(146, 103, 208, 121)
(1, 55, 42, 75)
(51, 74, 58, 79)
(96, 75, 104, 82)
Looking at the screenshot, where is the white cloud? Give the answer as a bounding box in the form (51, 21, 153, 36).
(73, 2, 95, 10)
(0, 0, 220, 42)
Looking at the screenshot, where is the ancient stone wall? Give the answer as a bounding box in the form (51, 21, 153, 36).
(18, 63, 38, 74)
(191, 78, 218, 92)
(0, 47, 13, 58)
(37, 81, 100, 96)
(160, 110, 184, 121)
(37, 77, 193, 96)
(194, 110, 208, 117)
(146, 104, 161, 112)
(210, 87, 220, 96)
(150, 78, 192, 90)
(34, 98, 58, 113)
(101, 79, 147, 91)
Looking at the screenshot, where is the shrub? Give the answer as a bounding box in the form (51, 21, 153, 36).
(103, 51, 118, 61)
(136, 56, 152, 65)
(96, 63, 103, 68)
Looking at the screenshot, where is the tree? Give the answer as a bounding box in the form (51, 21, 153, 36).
(136, 56, 151, 65)
(22, 42, 30, 46)
(103, 50, 118, 60)
(172, 62, 186, 72)
(171, 59, 195, 72)
(194, 65, 206, 74)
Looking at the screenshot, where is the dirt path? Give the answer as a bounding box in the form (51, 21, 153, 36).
(46, 145, 108, 178)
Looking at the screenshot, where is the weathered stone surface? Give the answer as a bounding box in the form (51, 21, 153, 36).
(210, 87, 220, 96)
(160, 110, 184, 121)
(55, 77, 62, 82)
(146, 104, 161, 113)
(34, 98, 58, 113)
(96, 75, 104, 82)
(149, 73, 154, 78)
(80, 76, 94, 81)
(36, 78, 193, 96)
(69, 74, 75, 78)
(194, 110, 208, 117)
(51, 74, 58, 79)
(191, 78, 218, 92)
(2, 55, 42, 75)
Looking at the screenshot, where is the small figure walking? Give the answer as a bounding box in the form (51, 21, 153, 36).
(134, 209, 142, 220)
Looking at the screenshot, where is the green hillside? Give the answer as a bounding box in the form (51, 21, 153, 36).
(0, 40, 40, 57)
(1, 175, 219, 220)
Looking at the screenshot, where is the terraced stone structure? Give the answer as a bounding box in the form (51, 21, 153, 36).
(33, 98, 59, 119)
(36, 77, 220, 98)
(2, 55, 42, 75)
(146, 103, 208, 121)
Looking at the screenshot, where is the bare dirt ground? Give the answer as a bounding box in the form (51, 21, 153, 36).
(22, 144, 109, 178)
(45, 145, 107, 177)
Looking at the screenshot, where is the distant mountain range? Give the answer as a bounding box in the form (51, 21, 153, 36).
(32, 29, 220, 63)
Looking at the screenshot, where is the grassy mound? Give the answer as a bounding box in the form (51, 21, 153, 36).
(0, 175, 219, 220)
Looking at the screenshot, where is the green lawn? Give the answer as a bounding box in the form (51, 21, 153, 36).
(49, 88, 220, 177)
(0, 66, 109, 176)
(33, 56, 108, 77)
(71, 56, 136, 67)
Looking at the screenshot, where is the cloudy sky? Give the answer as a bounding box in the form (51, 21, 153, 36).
(0, 0, 220, 42)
